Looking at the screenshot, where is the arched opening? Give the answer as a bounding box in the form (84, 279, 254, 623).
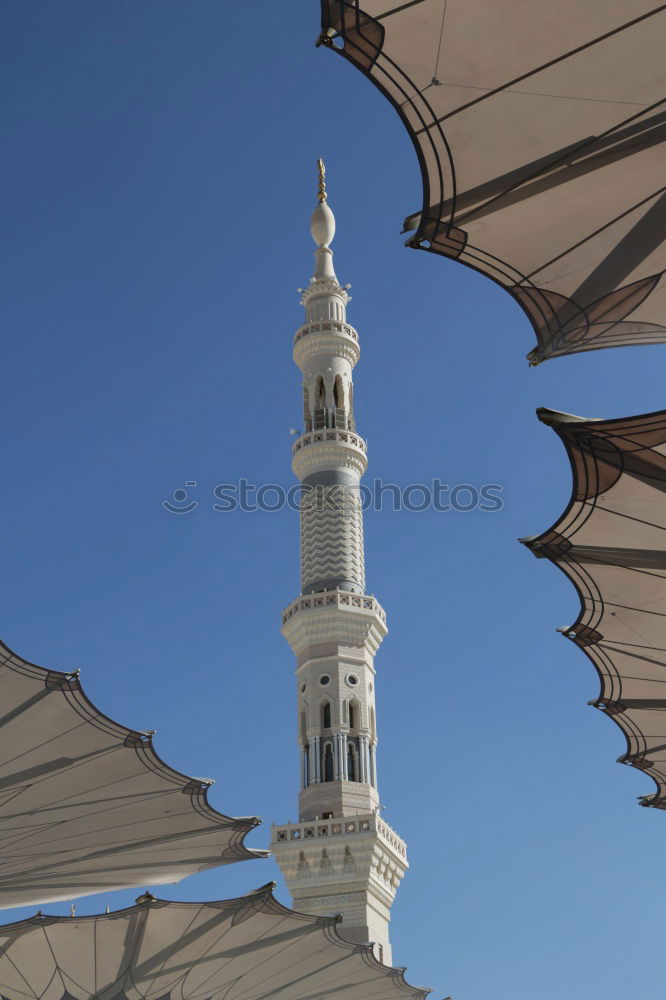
(303, 384, 311, 432)
(314, 375, 327, 429)
(321, 701, 331, 730)
(323, 742, 334, 782)
(370, 706, 376, 742)
(348, 699, 360, 731)
(347, 741, 357, 782)
(333, 374, 345, 428)
(300, 710, 307, 744)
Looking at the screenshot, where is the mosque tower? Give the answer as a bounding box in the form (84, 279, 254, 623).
(272, 163, 407, 965)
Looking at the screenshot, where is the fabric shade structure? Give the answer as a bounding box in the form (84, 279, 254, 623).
(522, 408, 666, 809)
(0, 883, 431, 999)
(0, 639, 267, 909)
(318, 1, 666, 364)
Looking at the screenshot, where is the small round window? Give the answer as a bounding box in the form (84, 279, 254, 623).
(319, 674, 330, 686)
(346, 674, 359, 686)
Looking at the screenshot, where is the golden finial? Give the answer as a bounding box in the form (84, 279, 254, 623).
(317, 158, 327, 203)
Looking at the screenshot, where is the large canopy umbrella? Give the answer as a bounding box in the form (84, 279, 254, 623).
(318, 1, 665, 363)
(522, 408, 666, 809)
(0, 640, 266, 909)
(0, 883, 431, 999)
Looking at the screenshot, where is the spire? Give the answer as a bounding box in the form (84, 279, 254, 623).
(310, 159, 336, 278)
(317, 157, 327, 203)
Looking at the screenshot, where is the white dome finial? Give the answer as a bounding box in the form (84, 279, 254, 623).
(310, 158, 336, 250)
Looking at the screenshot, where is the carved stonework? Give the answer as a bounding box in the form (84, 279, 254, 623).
(300, 276, 350, 307)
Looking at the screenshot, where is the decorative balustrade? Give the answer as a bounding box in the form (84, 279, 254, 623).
(294, 320, 358, 345)
(292, 429, 366, 455)
(282, 589, 386, 626)
(272, 812, 407, 859)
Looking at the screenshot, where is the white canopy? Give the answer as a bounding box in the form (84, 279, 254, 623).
(319, 1, 665, 363)
(0, 640, 266, 909)
(523, 408, 666, 808)
(0, 884, 431, 999)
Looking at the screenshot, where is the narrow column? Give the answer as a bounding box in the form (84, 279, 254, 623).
(360, 736, 370, 784)
(339, 733, 347, 780)
(370, 745, 377, 788)
(309, 737, 319, 782)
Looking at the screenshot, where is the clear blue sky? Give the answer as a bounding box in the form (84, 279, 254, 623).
(2, 3, 665, 998)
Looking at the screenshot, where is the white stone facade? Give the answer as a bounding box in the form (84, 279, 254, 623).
(273, 167, 407, 965)
(272, 813, 407, 964)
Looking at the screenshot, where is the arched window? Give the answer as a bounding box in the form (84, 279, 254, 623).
(321, 701, 331, 729)
(300, 710, 307, 744)
(323, 742, 334, 782)
(347, 741, 357, 782)
(303, 384, 311, 431)
(314, 375, 327, 429)
(348, 699, 360, 731)
(333, 374, 346, 428)
(370, 706, 376, 742)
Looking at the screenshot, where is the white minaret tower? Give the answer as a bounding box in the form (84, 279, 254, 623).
(272, 162, 407, 965)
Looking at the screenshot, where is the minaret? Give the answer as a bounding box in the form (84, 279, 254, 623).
(272, 163, 407, 965)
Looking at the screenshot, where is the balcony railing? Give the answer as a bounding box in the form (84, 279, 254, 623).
(294, 320, 358, 345)
(292, 429, 366, 456)
(282, 589, 386, 626)
(272, 812, 407, 859)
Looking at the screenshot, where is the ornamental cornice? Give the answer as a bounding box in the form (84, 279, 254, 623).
(282, 612, 386, 656)
(292, 432, 368, 480)
(294, 331, 360, 369)
(300, 277, 350, 306)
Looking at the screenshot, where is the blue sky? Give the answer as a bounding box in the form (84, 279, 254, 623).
(2, 3, 665, 998)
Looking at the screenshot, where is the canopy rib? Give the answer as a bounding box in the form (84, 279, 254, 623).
(427, 5, 666, 126)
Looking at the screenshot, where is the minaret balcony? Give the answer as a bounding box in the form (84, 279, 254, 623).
(272, 812, 407, 865)
(292, 429, 367, 480)
(293, 320, 360, 368)
(271, 810, 408, 925)
(281, 589, 387, 655)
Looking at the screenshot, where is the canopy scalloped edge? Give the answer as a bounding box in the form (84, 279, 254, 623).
(0, 882, 434, 999)
(0, 637, 268, 909)
(520, 406, 666, 809)
(317, 0, 666, 365)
